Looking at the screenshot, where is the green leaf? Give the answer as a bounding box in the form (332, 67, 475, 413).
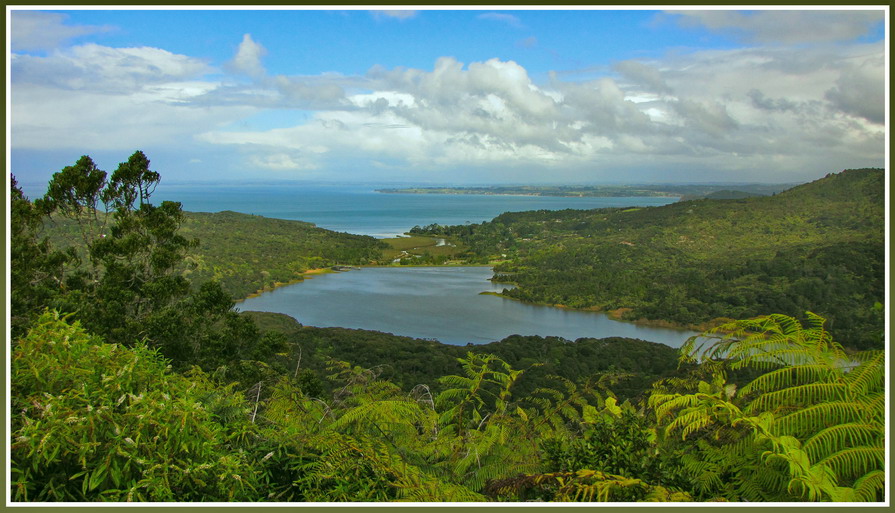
(603, 397, 622, 417)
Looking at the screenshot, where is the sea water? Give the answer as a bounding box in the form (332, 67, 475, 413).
(151, 182, 678, 238)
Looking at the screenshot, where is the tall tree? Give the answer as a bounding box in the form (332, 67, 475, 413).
(9, 175, 74, 337)
(40, 151, 194, 345)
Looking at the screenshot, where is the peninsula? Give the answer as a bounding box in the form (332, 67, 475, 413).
(375, 183, 795, 199)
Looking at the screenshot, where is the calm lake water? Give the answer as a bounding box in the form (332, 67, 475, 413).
(238, 266, 698, 347)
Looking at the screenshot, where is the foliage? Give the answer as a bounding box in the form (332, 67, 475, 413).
(179, 211, 387, 298)
(413, 169, 884, 349)
(9, 309, 885, 503)
(649, 313, 885, 502)
(242, 311, 685, 402)
(11, 311, 259, 501)
(11, 154, 292, 386)
(34, 152, 195, 347)
(9, 176, 75, 338)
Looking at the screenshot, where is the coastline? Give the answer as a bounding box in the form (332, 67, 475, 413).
(377, 190, 680, 199)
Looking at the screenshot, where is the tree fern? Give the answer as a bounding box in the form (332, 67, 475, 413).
(652, 313, 885, 502)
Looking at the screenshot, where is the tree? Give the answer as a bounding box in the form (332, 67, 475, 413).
(38, 151, 194, 345)
(20, 152, 286, 381)
(9, 175, 74, 338)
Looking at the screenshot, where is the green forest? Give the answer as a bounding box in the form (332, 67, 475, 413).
(8, 152, 886, 503)
(411, 169, 885, 351)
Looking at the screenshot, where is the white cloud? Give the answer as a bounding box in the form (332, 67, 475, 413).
(227, 34, 267, 78)
(12, 43, 214, 93)
(250, 152, 320, 171)
(191, 41, 884, 181)
(10, 43, 251, 151)
(613, 60, 671, 94)
(11, 11, 113, 51)
(824, 56, 886, 124)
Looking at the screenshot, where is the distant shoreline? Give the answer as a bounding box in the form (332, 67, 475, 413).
(375, 183, 795, 199)
(376, 187, 680, 198)
(477, 290, 712, 333)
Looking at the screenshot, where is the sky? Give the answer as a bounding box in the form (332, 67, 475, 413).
(7, 7, 889, 186)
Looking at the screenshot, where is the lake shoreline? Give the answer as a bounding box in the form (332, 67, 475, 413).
(237, 264, 495, 302)
(479, 290, 718, 334)
(238, 268, 335, 302)
(240, 264, 706, 337)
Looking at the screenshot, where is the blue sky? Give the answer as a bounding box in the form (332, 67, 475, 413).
(9, 8, 888, 186)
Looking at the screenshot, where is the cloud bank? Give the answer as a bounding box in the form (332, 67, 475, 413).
(10, 9, 886, 183)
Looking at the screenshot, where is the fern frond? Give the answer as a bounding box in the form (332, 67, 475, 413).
(815, 447, 885, 481)
(328, 398, 423, 433)
(740, 363, 838, 397)
(843, 351, 885, 396)
(747, 382, 848, 413)
(852, 470, 885, 502)
(802, 423, 882, 464)
(860, 391, 886, 423)
(666, 409, 714, 439)
(770, 401, 864, 438)
(648, 392, 700, 421)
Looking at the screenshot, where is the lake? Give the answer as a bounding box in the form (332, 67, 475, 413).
(238, 266, 698, 347)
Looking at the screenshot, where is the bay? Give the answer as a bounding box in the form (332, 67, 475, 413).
(237, 266, 698, 347)
(151, 182, 678, 238)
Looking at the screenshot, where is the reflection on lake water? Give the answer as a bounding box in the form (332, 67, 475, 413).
(238, 266, 698, 347)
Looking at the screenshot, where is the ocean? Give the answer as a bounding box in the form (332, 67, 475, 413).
(152, 182, 678, 238)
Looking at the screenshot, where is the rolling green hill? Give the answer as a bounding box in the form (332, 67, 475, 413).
(178, 211, 387, 298)
(413, 169, 885, 349)
(42, 210, 388, 299)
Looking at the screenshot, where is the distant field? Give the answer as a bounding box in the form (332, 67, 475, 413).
(382, 235, 467, 263)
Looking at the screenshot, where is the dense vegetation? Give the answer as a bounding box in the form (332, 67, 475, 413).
(41, 207, 387, 300)
(182, 211, 386, 298)
(9, 154, 886, 502)
(243, 311, 685, 403)
(411, 169, 885, 350)
(11, 311, 884, 502)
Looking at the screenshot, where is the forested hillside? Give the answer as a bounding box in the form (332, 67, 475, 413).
(40, 208, 387, 299)
(9, 154, 886, 503)
(412, 169, 885, 349)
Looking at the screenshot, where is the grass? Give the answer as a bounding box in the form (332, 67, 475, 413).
(381, 235, 467, 261)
